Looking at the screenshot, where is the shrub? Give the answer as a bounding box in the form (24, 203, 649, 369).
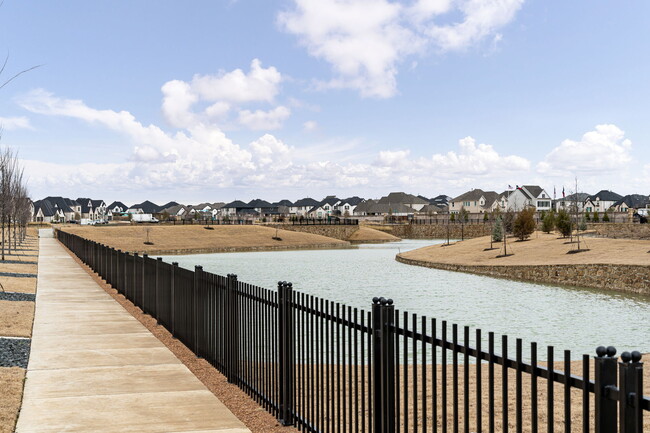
(450, 213, 456, 222)
(593, 212, 600, 222)
(585, 211, 591, 221)
(483, 212, 489, 222)
(492, 216, 503, 242)
(556, 209, 572, 237)
(503, 210, 515, 233)
(541, 211, 555, 233)
(513, 208, 536, 240)
(579, 216, 587, 231)
(603, 212, 610, 222)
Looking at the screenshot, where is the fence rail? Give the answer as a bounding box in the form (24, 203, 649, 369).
(55, 229, 647, 433)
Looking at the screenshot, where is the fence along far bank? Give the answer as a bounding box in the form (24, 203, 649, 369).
(55, 229, 648, 433)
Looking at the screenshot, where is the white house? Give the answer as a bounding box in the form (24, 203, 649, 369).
(583, 190, 623, 213)
(506, 186, 552, 211)
(290, 198, 319, 216)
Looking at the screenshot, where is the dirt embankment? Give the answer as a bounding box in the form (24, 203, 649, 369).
(397, 232, 650, 295)
(59, 224, 351, 255)
(347, 227, 400, 243)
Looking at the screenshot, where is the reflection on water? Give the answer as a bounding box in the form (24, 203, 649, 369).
(162, 239, 650, 358)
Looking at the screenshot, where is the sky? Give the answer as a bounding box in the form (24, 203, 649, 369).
(0, 0, 649, 205)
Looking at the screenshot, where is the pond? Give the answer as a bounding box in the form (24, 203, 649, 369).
(162, 239, 650, 359)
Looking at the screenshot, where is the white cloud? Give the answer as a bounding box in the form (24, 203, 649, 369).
(238, 106, 291, 130)
(0, 116, 32, 130)
(158, 59, 288, 130)
(537, 124, 632, 175)
(278, 0, 524, 98)
(191, 59, 282, 104)
(303, 120, 318, 132)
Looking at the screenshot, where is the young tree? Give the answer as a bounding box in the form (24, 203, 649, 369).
(593, 212, 600, 223)
(579, 216, 587, 231)
(585, 211, 591, 221)
(459, 206, 469, 223)
(556, 209, 572, 237)
(492, 216, 503, 242)
(603, 212, 610, 222)
(483, 212, 489, 223)
(541, 211, 555, 233)
(450, 213, 456, 222)
(513, 207, 536, 240)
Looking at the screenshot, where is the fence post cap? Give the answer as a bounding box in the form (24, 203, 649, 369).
(195, 265, 203, 270)
(172, 262, 178, 266)
(621, 351, 632, 363)
(631, 350, 642, 363)
(156, 257, 162, 261)
(372, 297, 380, 304)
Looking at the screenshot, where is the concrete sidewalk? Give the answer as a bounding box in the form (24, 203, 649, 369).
(16, 231, 250, 433)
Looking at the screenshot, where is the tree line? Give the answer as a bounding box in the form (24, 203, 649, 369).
(0, 144, 31, 260)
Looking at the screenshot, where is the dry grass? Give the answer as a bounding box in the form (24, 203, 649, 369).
(0, 301, 35, 338)
(0, 367, 26, 433)
(0, 276, 36, 294)
(60, 224, 350, 255)
(401, 231, 650, 266)
(347, 227, 400, 242)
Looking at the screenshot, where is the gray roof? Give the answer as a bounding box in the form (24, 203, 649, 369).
(43, 196, 73, 213)
(107, 201, 128, 211)
(293, 197, 319, 207)
(248, 199, 275, 208)
(522, 185, 544, 199)
(339, 196, 364, 206)
(377, 192, 429, 205)
(587, 190, 623, 202)
(319, 196, 341, 206)
(614, 194, 650, 209)
(223, 200, 251, 209)
(420, 204, 443, 213)
(451, 189, 487, 202)
(129, 200, 160, 213)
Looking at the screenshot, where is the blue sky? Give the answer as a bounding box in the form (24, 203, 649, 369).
(1, 0, 648, 204)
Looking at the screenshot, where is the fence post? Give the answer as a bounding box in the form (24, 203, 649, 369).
(595, 346, 618, 433)
(193, 265, 202, 356)
(372, 297, 396, 433)
(278, 281, 295, 426)
(171, 262, 178, 338)
(226, 273, 239, 384)
(116, 250, 122, 293)
(618, 350, 644, 433)
(155, 257, 162, 323)
(142, 254, 148, 311)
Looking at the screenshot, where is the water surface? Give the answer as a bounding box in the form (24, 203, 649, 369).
(163, 239, 649, 358)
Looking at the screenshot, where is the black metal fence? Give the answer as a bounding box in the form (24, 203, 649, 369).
(292, 218, 359, 226)
(56, 229, 647, 433)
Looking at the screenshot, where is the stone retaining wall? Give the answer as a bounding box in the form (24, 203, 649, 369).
(384, 224, 491, 239)
(396, 255, 650, 296)
(268, 224, 360, 241)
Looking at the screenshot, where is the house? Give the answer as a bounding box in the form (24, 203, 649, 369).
(33, 199, 65, 223)
(248, 199, 278, 216)
(377, 192, 428, 211)
(107, 201, 128, 214)
(127, 200, 160, 215)
(42, 196, 75, 222)
(506, 186, 552, 211)
(318, 196, 341, 216)
(430, 194, 452, 209)
(419, 204, 443, 215)
(612, 194, 650, 213)
(352, 200, 414, 216)
(221, 200, 252, 217)
(161, 204, 189, 219)
(290, 198, 319, 216)
(554, 193, 590, 213)
(449, 189, 500, 214)
(336, 196, 364, 216)
(584, 190, 623, 213)
(76, 198, 107, 220)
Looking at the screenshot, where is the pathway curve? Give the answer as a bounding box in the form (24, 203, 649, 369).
(16, 230, 250, 433)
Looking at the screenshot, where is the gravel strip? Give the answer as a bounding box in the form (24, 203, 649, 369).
(0, 272, 37, 278)
(0, 292, 35, 302)
(0, 338, 31, 368)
